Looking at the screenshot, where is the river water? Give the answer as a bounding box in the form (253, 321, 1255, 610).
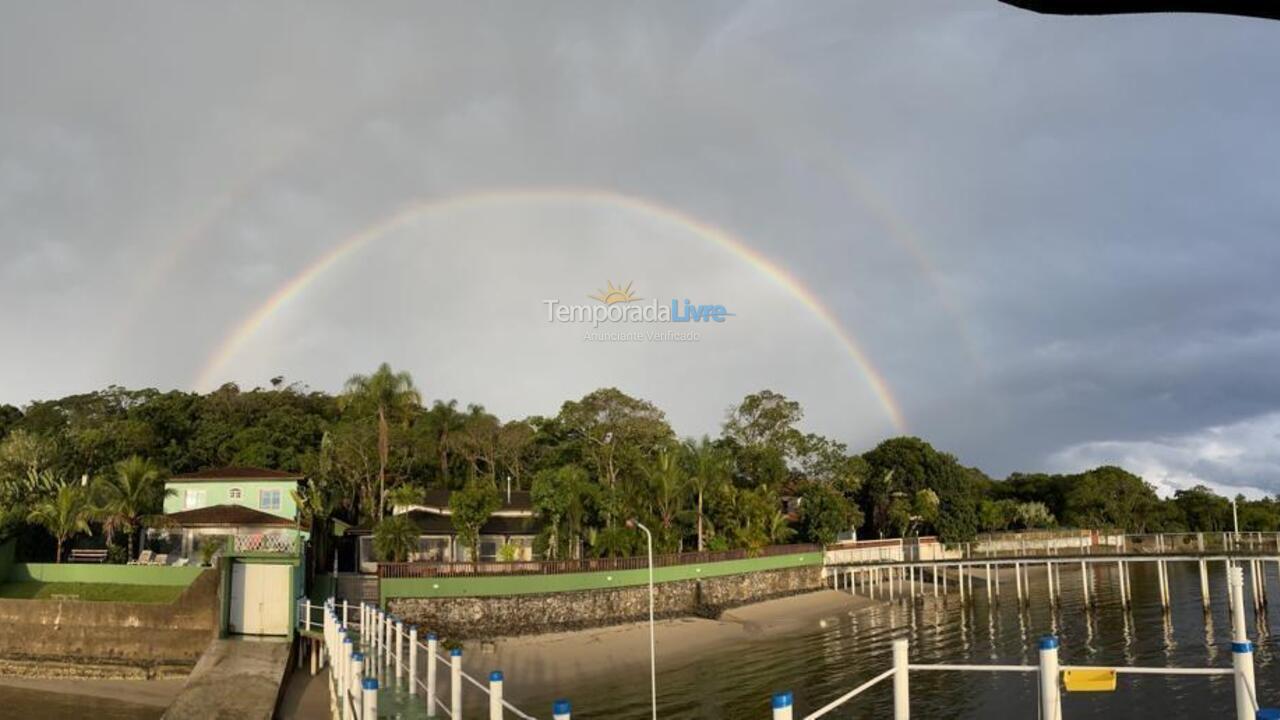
(511, 561, 1278, 719)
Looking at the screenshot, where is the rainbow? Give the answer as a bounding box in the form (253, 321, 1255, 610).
(193, 187, 908, 432)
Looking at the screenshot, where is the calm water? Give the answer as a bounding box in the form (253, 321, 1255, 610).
(500, 561, 1279, 719)
(0, 685, 161, 720)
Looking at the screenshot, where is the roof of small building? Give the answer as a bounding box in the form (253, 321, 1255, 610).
(417, 488, 532, 512)
(349, 510, 540, 537)
(169, 466, 304, 482)
(164, 503, 301, 528)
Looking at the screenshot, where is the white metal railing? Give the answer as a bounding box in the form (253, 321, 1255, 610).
(774, 567, 1271, 719)
(233, 532, 298, 554)
(951, 531, 1280, 561)
(299, 598, 558, 719)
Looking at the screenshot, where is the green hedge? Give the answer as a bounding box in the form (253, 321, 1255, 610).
(381, 551, 821, 603)
(9, 563, 204, 587)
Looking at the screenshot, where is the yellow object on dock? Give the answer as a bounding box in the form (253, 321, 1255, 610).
(1062, 668, 1117, 692)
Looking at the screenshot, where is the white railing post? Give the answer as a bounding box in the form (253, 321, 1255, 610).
(362, 678, 378, 720)
(451, 647, 464, 719)
(342, 599, 349, 628)
(771, 691, 793, 720)
(427, 633, 439, 717)
(1229, 566, 1256, 720)
(395, 619, 404, 685)
(350, 653, 364, 720)
(385, 613, 393, 669)
(554, 698, 573, 720)
(340, 635, 353, 720)
(1038, 636, 1061, 720)
(409, 626, 419, 695)
(489, 670, 504, 720)
(893, 637, 909, 720)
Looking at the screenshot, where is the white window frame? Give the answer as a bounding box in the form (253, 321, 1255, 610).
(228, 487, 242, 501)
(184, 489, 206, 509)
(259, 488, 281, 512)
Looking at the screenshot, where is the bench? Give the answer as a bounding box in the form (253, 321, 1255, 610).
(68, 549, 108, 563)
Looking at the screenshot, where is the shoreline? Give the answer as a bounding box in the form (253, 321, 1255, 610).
(464, 589, 881, 697)
(0, 675, 186, 709)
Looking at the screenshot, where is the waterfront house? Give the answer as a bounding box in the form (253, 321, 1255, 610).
(155, 466, 307, 636)
(351, 488, 541, 573)
(158, 466, 308, 561)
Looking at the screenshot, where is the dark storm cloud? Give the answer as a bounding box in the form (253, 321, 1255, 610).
(1, 1, 1278, 494)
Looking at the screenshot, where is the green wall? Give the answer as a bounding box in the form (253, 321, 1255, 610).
(0, 539, 15, 583)
(164, 479, 299, 521)
(10, 563, 204, 587)
(381, 551, 821, 604)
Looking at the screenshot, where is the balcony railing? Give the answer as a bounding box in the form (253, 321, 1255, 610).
(378, 543, 820, 578)
(228, 533, 299, 555)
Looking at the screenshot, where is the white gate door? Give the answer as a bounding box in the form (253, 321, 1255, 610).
(229, 563, 291, 636)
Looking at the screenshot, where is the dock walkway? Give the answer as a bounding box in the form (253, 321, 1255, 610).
(161, 638, 291, 720)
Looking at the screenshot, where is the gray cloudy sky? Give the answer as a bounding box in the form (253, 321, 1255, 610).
(3, 2, 1279, 497)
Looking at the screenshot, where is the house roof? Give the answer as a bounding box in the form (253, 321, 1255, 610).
(349, 510, 540, 537)
(165, 504, 300, 528)
(417, 488, 532, 512)
(170, 466, 304, 482)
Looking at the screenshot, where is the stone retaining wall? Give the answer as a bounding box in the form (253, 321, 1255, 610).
(0, 567, 221, 678)
(388, 565, 822, 639)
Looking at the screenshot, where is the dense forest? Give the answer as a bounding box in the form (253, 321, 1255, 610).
(1, 363, 1278, 564)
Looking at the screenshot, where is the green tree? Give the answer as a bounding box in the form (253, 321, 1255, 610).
(645, 448, 686, 552)
(450, 480, 501, 561)
(530, 465, 594, 560)
(1062, 466, 1159, 531)
(27, 484, 94, 563)
(93, 455, 171, 560)
(861, 437, 980, 543)
(797, 482, 859, 545)
(372, 515, 419, 563)
(683, 437, 730, 551)
(341, 363, 422, 520)
(1014, 501, 1056, 529)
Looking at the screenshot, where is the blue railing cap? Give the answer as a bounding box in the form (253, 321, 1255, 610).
(490, 670, 504, 682)
(1256, 709, 1280, 720)
(450, 648, 463, 656)
(428, 632, 438, 641)
(1038, 636, 1059, 650)
(1233, 641, 1255, 653)
(362, 678, 379, 690)
(772, 691, 794, 708)
(553, 699, 572, 713)
(352, 652, 364, 662)
(343, 635, 352, 644)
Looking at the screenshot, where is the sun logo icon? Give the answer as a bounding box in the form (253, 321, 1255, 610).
(590, 281, 641, 305)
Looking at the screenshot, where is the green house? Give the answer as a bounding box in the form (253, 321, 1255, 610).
(155, 467, 308, 637)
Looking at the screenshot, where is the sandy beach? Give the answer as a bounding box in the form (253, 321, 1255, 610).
(463, 589, 880, 697)
(0, 675, 185, 709)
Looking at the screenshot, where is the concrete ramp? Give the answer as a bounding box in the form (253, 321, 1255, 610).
(162, 638, 291, 720)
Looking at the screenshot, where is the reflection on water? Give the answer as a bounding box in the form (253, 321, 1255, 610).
(0, 685, 161, 720)
(508, 561, 1277, 719)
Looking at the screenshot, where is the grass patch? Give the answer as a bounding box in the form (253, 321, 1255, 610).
(0, 581, 185, 603)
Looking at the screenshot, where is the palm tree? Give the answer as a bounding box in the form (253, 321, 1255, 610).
(373, 515, 419, 563)
(341, 363, 422, 520)
(95, 456, 171, 560)
(28, 484, 94, 563)
(684, 437, 730, 552)
(647, 448, 686, 551)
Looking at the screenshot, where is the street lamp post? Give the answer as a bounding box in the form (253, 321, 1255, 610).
(627, 518, 657, 720)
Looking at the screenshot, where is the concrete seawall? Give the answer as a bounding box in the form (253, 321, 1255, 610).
(389, 565, 823, 639)
(0, 568, 221, 678)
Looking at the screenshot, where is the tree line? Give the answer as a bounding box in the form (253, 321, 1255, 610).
(1, 364, 1278, 564)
